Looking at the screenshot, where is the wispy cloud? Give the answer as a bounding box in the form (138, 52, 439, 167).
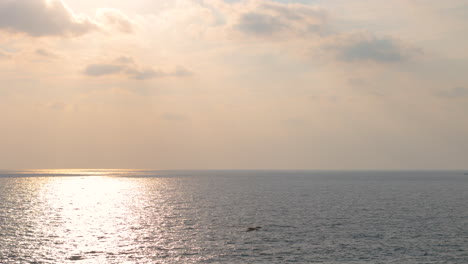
(234, 2, 329, 38)
(83, 64, 125, 77)
(324, 32, 421, 63)
(96, 8, 135, 34)
(35, 49, 59, 59)
(82, 57, 192, 80)
(172, 1, 420, 65)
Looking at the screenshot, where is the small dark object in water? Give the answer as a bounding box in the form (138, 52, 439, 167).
(464, 173, 468, 175)
(68, 255, 84, 261)
(246, 226, 261, 232)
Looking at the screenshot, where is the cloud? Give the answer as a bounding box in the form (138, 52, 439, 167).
(236, 12, 285, 36)
(131, 0, 418, 66)
(437, 87, 468, 98)
(0, 0, 96, 37)
(234, 2, 328, 38)
(0, 50, 11, 59)
(126, 66, 192, 80)
(83, 57, 192, 80)
(172, 66, 193, 77)
(114, 56, 134, 64)
(83, 64, 124, 77)
(96, 8, 135, 34)
(35, 49, 58, 58)
(186, 1, 420, 65)
(328, 33, 421, 63)
(180, 1, 419, 65)
(125, 68, 164, 80)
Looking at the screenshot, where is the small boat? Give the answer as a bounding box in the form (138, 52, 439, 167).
(246, 226, 261, 232)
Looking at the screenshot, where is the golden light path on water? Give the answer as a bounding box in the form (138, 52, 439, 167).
(27, 169, 203, 263)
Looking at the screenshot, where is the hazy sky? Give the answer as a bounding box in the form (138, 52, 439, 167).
(0, 0, 467, 170)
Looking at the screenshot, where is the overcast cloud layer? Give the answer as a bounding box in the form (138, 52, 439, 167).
(0, 0, 467, 170)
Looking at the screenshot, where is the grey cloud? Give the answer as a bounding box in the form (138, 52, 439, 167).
(83, 58, 192, 80)
(236, 12, 286, 36)
(261, 2, 327, 24)
(84, 64, 125, 76)
(126, 66, 192, 80)
(334, 35, 420, 63)
(261, 3, 303, 21)
(437, 87, 468, 98)
(0, 0, 96, 37)
(35, 49, 58, 58)
(235, 3, 328, 37)
(231, 1, 419, 65)
(127, 67, 192, 80)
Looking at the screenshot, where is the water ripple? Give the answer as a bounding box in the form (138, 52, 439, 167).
(0, 171, 467, 263)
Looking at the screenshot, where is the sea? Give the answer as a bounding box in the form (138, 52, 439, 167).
(0, 170, 467, 263)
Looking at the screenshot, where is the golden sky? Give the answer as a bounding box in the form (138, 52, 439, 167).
(1, 0, 467, 169)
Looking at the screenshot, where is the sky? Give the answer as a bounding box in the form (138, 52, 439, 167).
(0, 0, 467, 170)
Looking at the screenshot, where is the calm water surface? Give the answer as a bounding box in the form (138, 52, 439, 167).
(0, 170, 467, 263)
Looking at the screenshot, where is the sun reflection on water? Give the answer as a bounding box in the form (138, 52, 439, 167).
(34, 171, 170, 262)
(1, 170, 225, 263)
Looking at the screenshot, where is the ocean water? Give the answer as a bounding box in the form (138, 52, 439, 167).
(0, 170, 467, 263)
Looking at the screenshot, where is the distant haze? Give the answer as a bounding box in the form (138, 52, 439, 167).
(0, 0, 467, 170)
